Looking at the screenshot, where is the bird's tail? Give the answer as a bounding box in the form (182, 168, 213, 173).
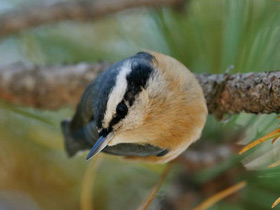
(61, 119, 89, 157)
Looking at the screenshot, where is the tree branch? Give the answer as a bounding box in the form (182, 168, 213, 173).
(196, 72, 280, 119)
(0, 0, 181, 38)
(1, 62, 280, 118)
(0, 62, 111, 109)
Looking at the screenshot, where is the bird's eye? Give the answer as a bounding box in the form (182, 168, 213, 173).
(116, 103, 128, 117)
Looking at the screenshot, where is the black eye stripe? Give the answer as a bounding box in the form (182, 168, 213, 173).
(107, 58, 154, 130)
(106, 101, 128, 130)
(99, 52, 155, 132)
(123, 61, 153, 106)
(99, 127, 112, 137)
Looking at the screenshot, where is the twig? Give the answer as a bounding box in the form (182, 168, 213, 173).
(0, 62, 110, 109)
(192, 181, 247, 210)
(80, 155, 103, 210)
(196, 72, 280, 119)
(136, 161, 175, 210)
(1, 63, 280, 118)
(0, 0, 181, 38)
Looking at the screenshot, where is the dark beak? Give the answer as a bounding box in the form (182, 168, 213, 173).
(86, 129, 112, 160)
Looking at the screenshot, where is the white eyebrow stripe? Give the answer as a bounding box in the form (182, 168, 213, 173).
(102, 61, 131, 128)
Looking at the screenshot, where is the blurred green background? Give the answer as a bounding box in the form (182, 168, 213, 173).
(1, 0, 280, 209)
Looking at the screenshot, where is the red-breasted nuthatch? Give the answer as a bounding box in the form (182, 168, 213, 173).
(61, 51, 207, 163)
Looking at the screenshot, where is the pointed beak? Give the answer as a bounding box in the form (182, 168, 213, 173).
(86, 131, 113, 160)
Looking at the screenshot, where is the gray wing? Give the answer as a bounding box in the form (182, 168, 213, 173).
(61, 79, 100, 157)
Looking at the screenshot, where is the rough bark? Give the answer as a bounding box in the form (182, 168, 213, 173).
(0, 0, 181, 38)
(0, 62, 280, 118)
(0, 62, 111, 109)
(196, 72, 280, 119)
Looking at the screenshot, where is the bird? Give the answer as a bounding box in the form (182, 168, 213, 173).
(61, 51, 208, 164)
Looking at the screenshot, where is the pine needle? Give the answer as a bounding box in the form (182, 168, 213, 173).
(239, 116, 280, 209)
(268, 160, 280, 168)
(272, 136, 279, 144)
(272, 197, 280, 208)
(192, 181, 247, 210)
(239, 128, 280, 154)
(80, 156, 103, 210)
(136, 161, 175, 210)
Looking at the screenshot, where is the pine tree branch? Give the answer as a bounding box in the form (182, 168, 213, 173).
(0, 62, 111, 109)
(196, 72, 280, 119)
(0, 62, 279, 118)
(0, 0, 181, 38)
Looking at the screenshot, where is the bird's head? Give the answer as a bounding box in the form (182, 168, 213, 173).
(87, 51, 207, 163)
